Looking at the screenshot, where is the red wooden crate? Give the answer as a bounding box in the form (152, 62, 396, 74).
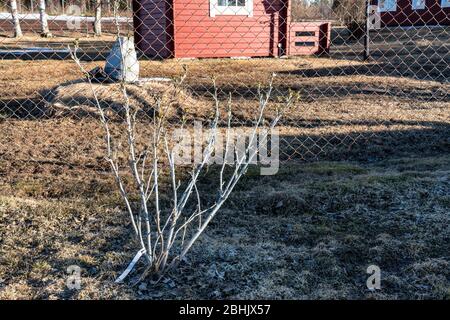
(288, 22, 331, 56)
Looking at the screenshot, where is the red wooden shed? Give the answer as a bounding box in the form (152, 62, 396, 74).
(132, 0, 292, 59)
(375, 0, 450, 27)
(132, 0, 331, 58)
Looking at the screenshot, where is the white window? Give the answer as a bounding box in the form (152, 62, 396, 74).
(442, 0, 450, 8)
(412, 0, 425, 9)
(210, 0, 254, 17)
(378, 0, 397, 12)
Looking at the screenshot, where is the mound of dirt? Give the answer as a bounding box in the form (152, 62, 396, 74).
(47, 79, 208, 120)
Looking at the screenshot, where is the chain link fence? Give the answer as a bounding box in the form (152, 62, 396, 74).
(0, 0, 449, 173)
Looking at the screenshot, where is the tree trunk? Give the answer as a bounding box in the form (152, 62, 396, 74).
(94, 0, 102, 36)
(10, 0, 23, 38)
(38, 0, 51, 37)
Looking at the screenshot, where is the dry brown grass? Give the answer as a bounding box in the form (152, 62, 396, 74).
(0, 54, 449, 299)
(1, 56, 448, 164)
(0, 156, 448, 299)
(0, 57, 357, 99)
(48, 80, 209, 120)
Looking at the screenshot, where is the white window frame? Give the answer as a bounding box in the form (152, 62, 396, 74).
(412, 0, 425, 9)
(210, 0, 254, 17)
(441, 0, 450, 8)
(378, 0, 397, 12)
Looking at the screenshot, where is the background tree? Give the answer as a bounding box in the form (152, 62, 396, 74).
(292, 0, 334, 21)
(94, 0, 102, 36)
(38, 0, 51, 37)
(9, 0, 23, 38)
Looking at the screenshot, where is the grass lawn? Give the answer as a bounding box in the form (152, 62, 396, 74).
(0, 155, 449, 299)
(0, 52, 449, 299)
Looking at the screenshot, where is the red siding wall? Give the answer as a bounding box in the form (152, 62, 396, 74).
(133, 0, 174, 58)
(375, 0, 450, 26)
(173, 0, 290, 58)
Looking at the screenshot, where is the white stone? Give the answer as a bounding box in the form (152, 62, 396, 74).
(105, 37, 139, 83)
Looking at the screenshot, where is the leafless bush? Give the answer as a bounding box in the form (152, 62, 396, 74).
(69, 45, 297, 282)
